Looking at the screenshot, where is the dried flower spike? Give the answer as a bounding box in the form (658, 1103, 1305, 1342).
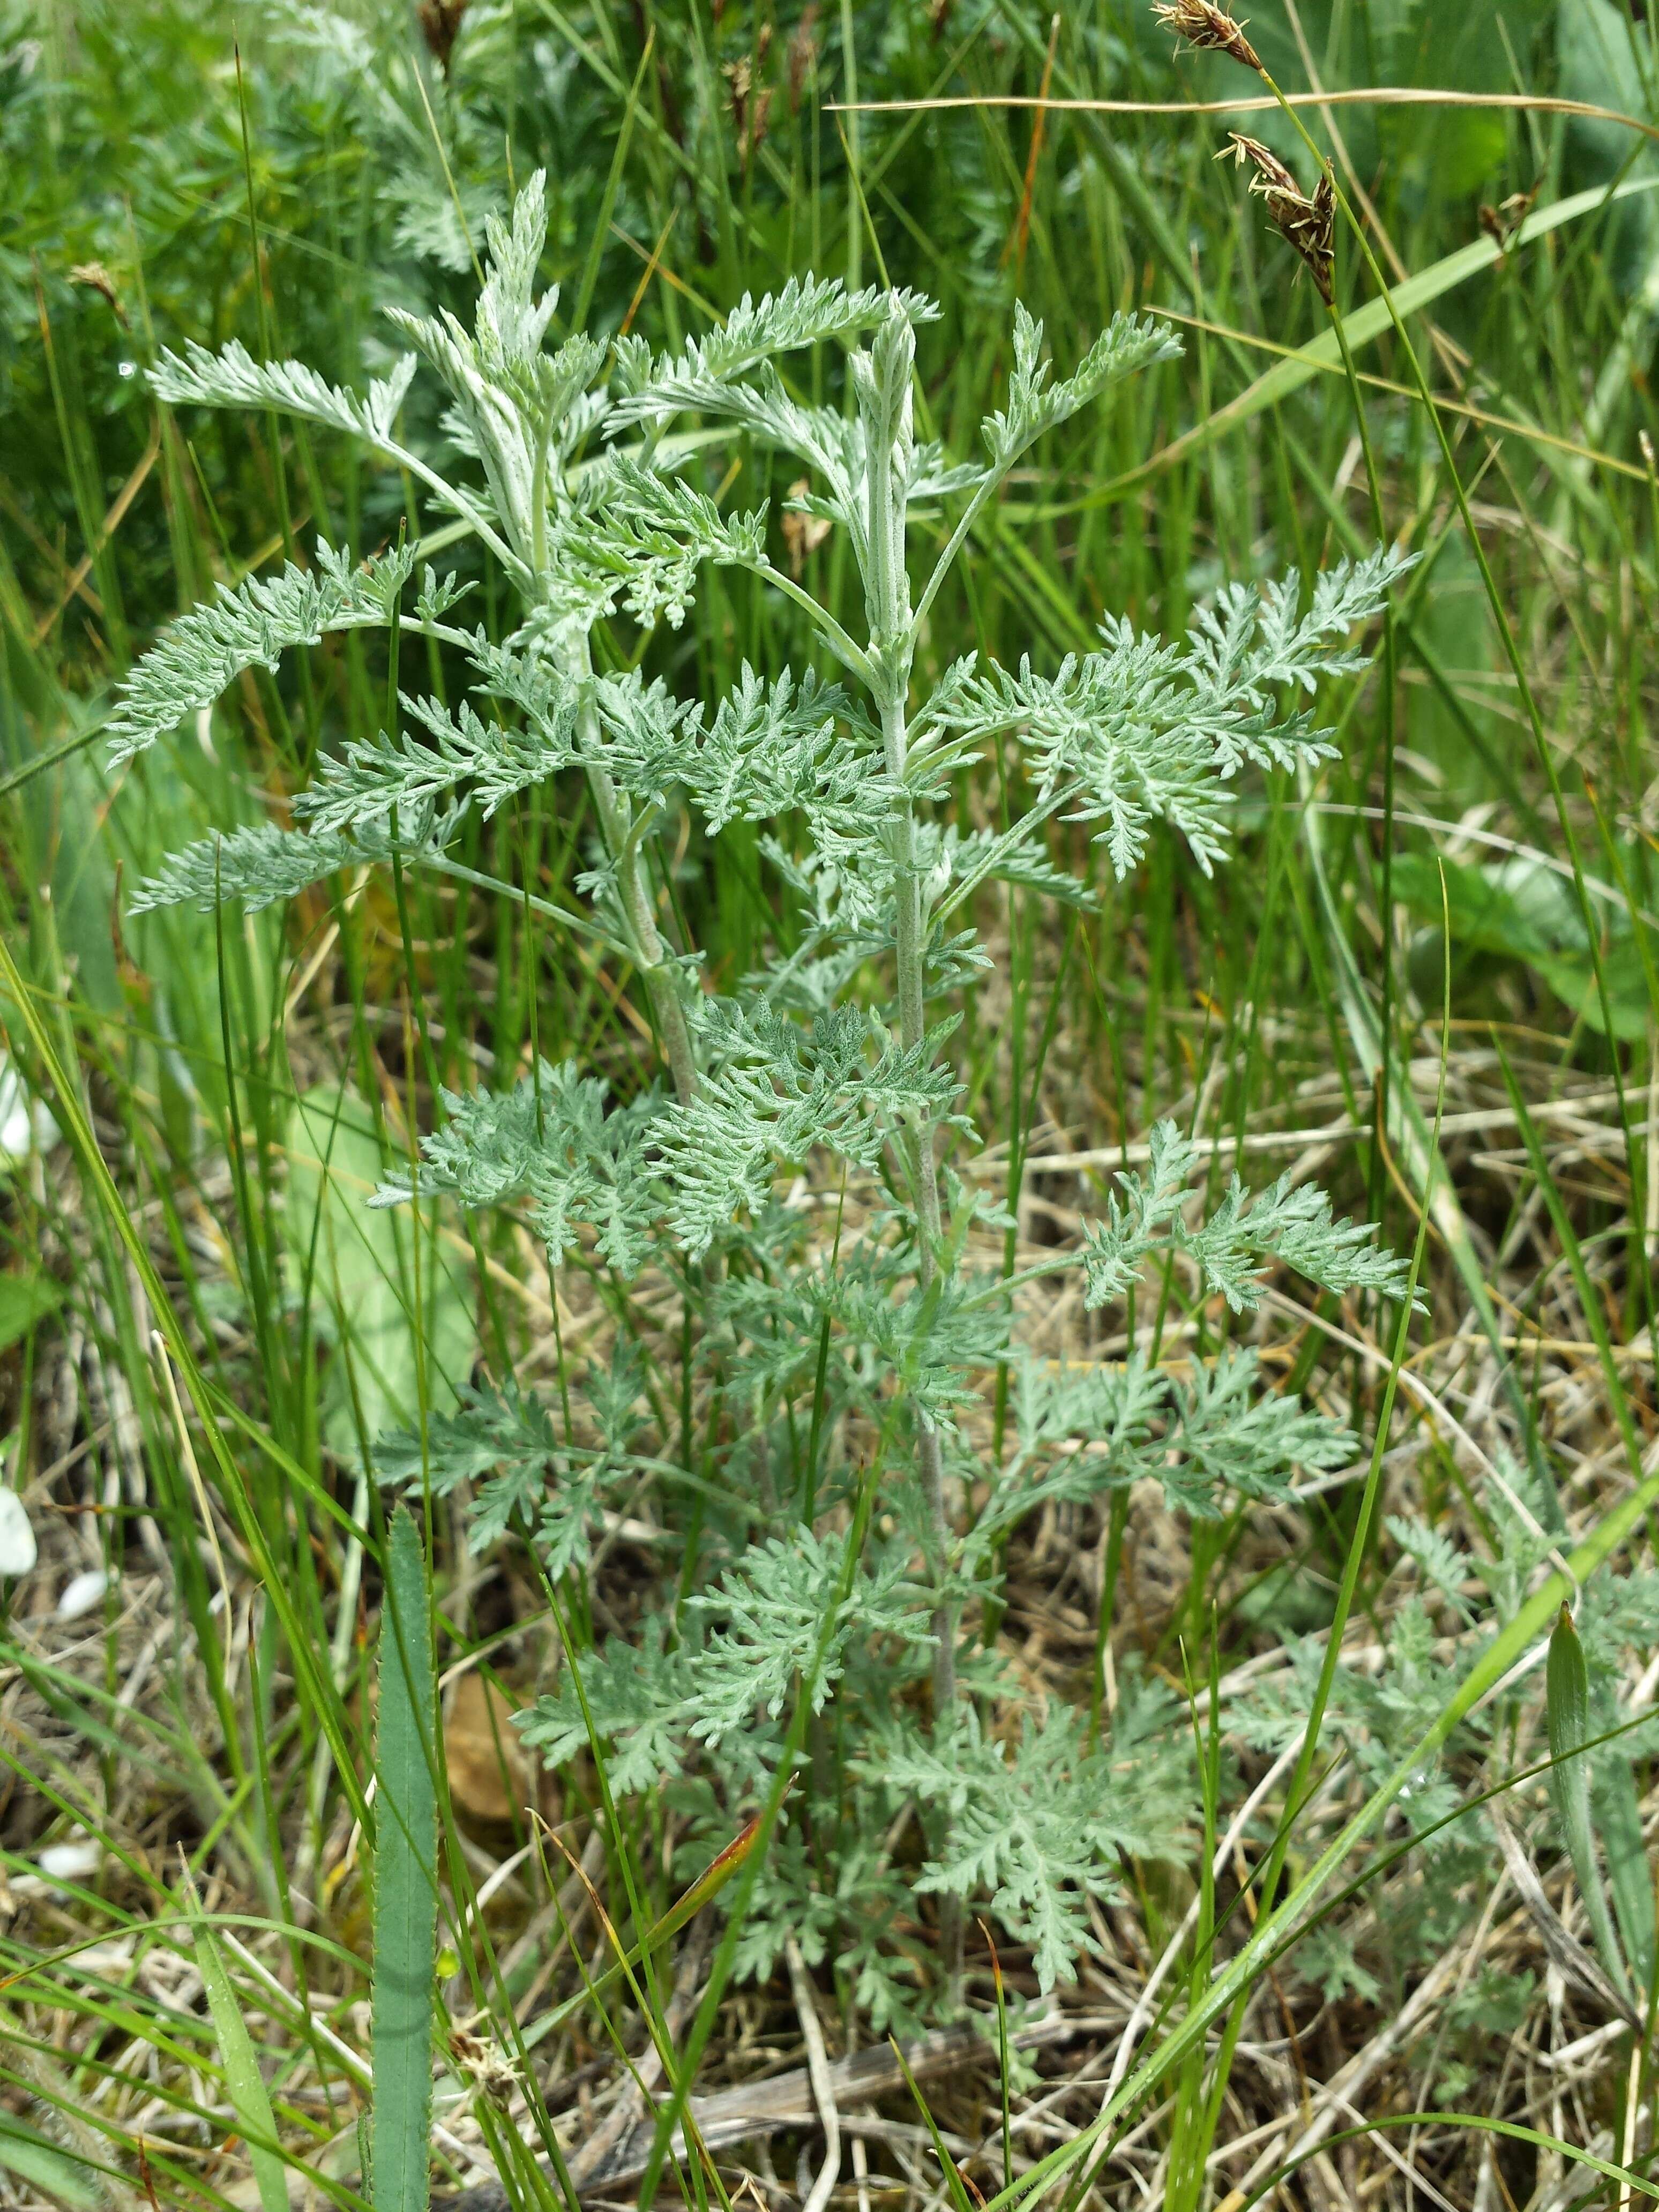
(1151, 0, 1262, 73)
(1220, 133, 1335, 305)
(1478, 184, 1537, 260)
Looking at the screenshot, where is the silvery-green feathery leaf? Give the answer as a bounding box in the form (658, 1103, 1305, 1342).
(382, 171, 606, 565)
(520, 1531, 930, 1789)
(937, 549, 1413, 876)
(609, 278, 938, 422)
(1385, 1514, 1477, 1619)
(980, 304, 1183, 467)
(149, 341, 420, 449)
(661, 999, 963, 1258)
(1080, 1117, 1410, 1312)
(373, 1060, 663, 1276)
(588, 670, 707, 812)
(295, 686, 578, 834)
(977, 1346, 1348, 1529)
(588, 457, 770, 629)
(685, 663, 872, 835)
(878, 1688, 1190, 1991)
(1163, 1350, 1351, 1514)
(107, 541, 430, 764)
(375, 1380, 563, 1551)
(129, 804, 462, 915)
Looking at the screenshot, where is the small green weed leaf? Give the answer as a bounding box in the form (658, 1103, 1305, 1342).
(373, 1506, 439, 2212)
(1546, 1603, 1627, 1991)
(283, 1083, 474, 1458)
(0, 1269, 64, 1355)
(1395, 852, 1657, 1037)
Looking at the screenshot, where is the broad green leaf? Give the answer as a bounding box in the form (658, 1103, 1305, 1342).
(1395, 851, 1659, 1039)
(372, 1507, 439, 2212)
(1393, 852, 1560, 965)
(283, 1083, 474, 1460)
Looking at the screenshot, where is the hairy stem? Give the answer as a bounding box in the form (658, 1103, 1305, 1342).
(886, 704, 954, 1701)
(588, 746, 698, 1106)
(886, 694, 962, 1986)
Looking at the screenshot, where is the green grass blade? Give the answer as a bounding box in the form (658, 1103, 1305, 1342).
(891, 2038, 978, 2212)
(980, 1455, 1659, 2212)
(1499, 1049, 1646, 1485)
(180, 1872, 289, 2212)
(1594, 1753, 1657, 1999)
(1546, 1602, 1627, 1994)
(372, 1508, 439, 2212)
(1234, 2111, 1659, 2211)
(1296, 780, 1556, 1507)
(518, 1811, 764, 2052)
(1096, 173, 1659, 502)
(0, 2112, 106, 2212)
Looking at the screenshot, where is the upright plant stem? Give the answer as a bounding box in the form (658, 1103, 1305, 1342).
(865, 326, 962, 1986)
(564, 634, 698, 1106)
(1320, 309, 1399, 1235)
(867, 350, 951, 1615)
(886, 698, 954, 1710)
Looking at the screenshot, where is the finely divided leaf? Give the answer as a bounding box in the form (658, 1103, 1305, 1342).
(129, 807, 462, 916)
(980, 307, 1181, 467)
(1082, 1119, 1409, 1312)
(108, 542, 417, 764)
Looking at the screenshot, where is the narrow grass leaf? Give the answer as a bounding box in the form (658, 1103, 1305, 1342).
(1100, 174, 1659, 500)
(1546, 1602, 1627, 1993)
(373, 1507, 439, 2212)
(891, 2038, 980, 2212)
(180, 1871, 290, 2212)
(1500, 1049, 1646, 1484)
(1235, 2111, 1659, 2211)
(1593, 1753, 1656, 1996)
(0, 2113, 105, 2212)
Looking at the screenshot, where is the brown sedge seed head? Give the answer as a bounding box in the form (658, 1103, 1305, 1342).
(1219, 132, 1336, 306)
(1151, 0, 1264, 74)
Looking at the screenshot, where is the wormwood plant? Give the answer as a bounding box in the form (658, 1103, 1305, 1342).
(118, 173, 1414, 2020)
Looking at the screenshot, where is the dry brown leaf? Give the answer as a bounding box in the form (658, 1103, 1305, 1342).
(444, 1673, 529, 1827)
(782, 482, 831, 578)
